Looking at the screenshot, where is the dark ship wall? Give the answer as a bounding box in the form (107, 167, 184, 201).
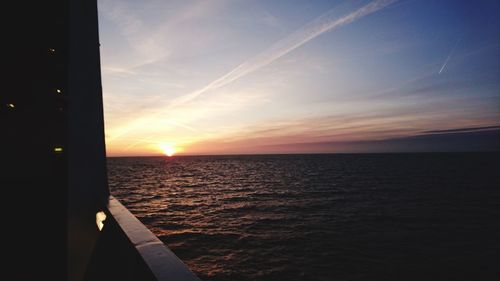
(2, 1, 108, 280)
(3, 1, 200, 280)
(67, 0, 110, 280)
(3, 0, 71, 280)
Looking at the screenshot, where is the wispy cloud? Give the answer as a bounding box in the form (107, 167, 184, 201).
(423, 125, 500, 135)
(253, 127, 500, 153)
(181, 93, 500, 155)
(100, 1, 168, 67)
(170, 0, 398, 106)
(107, 0, 398, 143)
(99, 0, 223, 71)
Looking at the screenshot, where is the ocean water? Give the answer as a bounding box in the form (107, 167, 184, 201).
(107, 153, 500, 281)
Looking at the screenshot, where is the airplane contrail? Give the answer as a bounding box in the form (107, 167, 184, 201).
(169, 0, 399, 108)
(438, 37, 461, 74)
(108, 0, 399, 143)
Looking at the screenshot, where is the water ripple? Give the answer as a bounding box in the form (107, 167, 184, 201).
(108, 153, 500, 281)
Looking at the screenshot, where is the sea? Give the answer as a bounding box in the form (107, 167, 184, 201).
(107, 153, 500, 281)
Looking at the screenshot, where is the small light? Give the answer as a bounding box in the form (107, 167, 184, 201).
(54, 147, 63, 153)
(7, 103, 15, 108)
(48, 48, 56, 53)
(56, 89, 62, 94)
(96, 211, 107, 231)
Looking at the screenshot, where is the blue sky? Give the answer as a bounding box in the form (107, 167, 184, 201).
(97, 0, 500, 156)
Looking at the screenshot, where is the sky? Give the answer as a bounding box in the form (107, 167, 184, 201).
(97, 0, 500, 156)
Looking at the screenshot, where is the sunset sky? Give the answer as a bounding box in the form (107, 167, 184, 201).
(97, 0, 500, 156)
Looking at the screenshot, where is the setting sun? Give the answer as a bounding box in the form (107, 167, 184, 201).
(160, 144, 177, 157)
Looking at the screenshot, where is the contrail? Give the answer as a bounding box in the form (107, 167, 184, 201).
(171, 0, 399, 107)
(108, 0, 399, 143)
(438, 37, 461, 74)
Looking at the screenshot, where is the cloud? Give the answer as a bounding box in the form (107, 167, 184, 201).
(252, 127, 500, 153)
(99, 0, 223, 71)
(107, 0, 399, 143)
(171, 0, 398, 106)
(100, 1, 168, 66)
(423, 125, 500, 135)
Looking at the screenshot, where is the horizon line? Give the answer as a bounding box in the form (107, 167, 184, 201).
(106, 150, 500, 158)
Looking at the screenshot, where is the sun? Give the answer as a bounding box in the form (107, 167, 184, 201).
(160, 144, 176, 157)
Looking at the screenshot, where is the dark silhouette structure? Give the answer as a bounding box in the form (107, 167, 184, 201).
(2, 1, 199, 280)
